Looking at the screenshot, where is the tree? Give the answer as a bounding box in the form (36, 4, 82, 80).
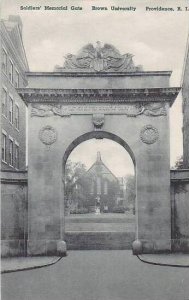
(64, 160, 87, 209)
(174, 156, 184, 169)
(125, 175, 136, 212)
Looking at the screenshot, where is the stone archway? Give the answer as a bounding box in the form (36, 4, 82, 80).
(18, 43, 180, 255)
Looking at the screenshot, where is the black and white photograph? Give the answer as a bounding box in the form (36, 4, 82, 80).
(1, 0, 189, 299)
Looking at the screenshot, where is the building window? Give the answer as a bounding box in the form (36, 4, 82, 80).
(97, 177, 101, 195)
(15, 105, 19, 130)
(15, 144, 19, 169)
(2, 132, 7, 162)
(15, 70, 19, 88)
(9, 60, 13, 83)
(9, 138, 13, 167)
(90, 180, 94, 194)
(2, 49, 7, 73)
(104, 181, 108, 195)
(9, 96, 13, 124)
(2, 88, 7, 117)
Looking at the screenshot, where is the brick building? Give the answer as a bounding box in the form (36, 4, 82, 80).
(1, 15, 29, 171)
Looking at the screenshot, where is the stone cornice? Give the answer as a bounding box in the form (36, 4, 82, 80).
(170, 169, 189, 182)
(26, 71, 172, 77)
(1, 178, 28, 185)
(1, 170, 28, 184)
(18, 87, 180, 106)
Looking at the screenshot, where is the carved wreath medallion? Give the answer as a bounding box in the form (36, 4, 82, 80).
(140, 125, 159, 144)
(39, 126, 57, 145)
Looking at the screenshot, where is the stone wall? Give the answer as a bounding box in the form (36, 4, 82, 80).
(1, 171, 28, 257)
(1, 169, 189, 256)
(171, 169, 189, 252)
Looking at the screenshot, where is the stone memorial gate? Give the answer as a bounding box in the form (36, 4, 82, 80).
(19, 43, 180, 255)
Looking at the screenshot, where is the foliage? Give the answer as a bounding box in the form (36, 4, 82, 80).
(124, 174, 136, 206)
(174, 156, 184, 169)
(65, 160, 87, 185)
(70, 208, 89, 214)
(112, 206, 126, 213)
(64, 160, 88, 208)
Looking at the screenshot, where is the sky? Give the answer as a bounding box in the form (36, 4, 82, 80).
(1, 0, 189, 176)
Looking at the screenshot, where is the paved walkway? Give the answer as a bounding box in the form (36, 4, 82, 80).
(1, 256, 61, 273)
(139, 253, 189, 266)
(1, 252, 189, 273)
(2, 251, 189, 300)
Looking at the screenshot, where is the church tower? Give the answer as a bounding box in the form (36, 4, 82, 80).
(96, 151, 102, 163)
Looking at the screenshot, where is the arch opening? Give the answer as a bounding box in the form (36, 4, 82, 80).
(63, 131, 136, 167)
(62, 131, 136, 250)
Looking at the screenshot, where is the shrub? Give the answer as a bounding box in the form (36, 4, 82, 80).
(112, 206, 126, 213)
(70, 208, 89, 214)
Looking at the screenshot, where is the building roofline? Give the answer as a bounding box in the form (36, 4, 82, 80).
(0, 19, 29, 72)
(84, 158, 118, 182)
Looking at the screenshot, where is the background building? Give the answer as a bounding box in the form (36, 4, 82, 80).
(1, 15, 29, 171)
(182, 33, 189, 168)
(1, 15, 29, 257)
(72, 152, 125, 213)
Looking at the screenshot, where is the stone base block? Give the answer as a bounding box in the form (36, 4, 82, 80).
(1, 240, 27, 257)
(65, 232, 135, 250)
(172, 239, 189, 253)
(1, 240, 26, 257)
(27, 240, 67, 256)
(132, 240, 143, 255)
(57, 240, 67, 256)
(140, 239, 172, 254)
